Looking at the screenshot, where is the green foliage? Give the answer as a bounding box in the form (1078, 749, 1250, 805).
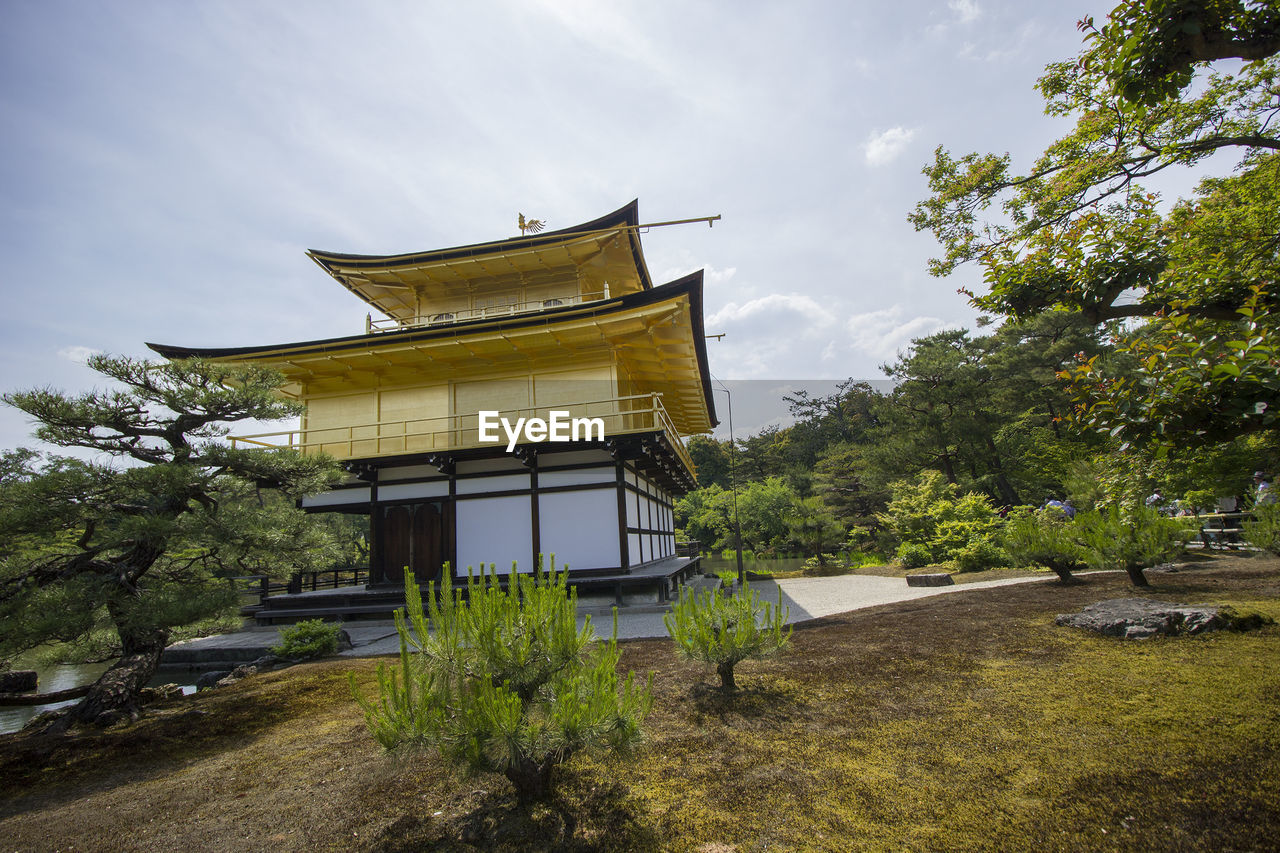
(664, 580, 791, 693)
(895, 542, 935, 569)
(1062, 284, 1278, 447)
(800, 553, 869, 576)
(953, 539, 1010, 573)
(1001, 508, 1089, 582)
(351, 563, 652, 802)
(674, 485, 734, 552)
(1062, 458, 1108, 512)
(737, 477, 800, 553)
(880, 471, 1004, 565)
(1082, 0, 1280, 105)
(785, 496, 846, 559)
(1073, 505, 1194, 585)
(1182, 488, 1219, 515)
(912, 0, 1280, 450)
(686, 435, 732, 490)
(0, 357, 343, 717)
(1244, 504, 1280, 555)
(812, 441, 888, 531)
(272, 618, 342, 660)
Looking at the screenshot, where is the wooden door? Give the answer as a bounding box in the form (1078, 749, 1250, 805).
(380, 502, 445, 585)
(381, 505, 412, 586)
(411, 503, 443, 582)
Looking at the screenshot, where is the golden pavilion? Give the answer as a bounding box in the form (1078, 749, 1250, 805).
(149, 201, 717, 611)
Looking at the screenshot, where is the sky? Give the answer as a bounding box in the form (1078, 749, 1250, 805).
(0, 0, 1121, 450)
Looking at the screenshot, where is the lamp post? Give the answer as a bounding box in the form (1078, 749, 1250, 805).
(712, 379, 745, 586)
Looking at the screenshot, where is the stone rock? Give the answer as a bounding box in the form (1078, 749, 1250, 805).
(906, 573, 954, 588)
(195, 670, 231, 690)
(250, 654, 281, 670)
(0, 670, 38, 692)
(336, 629, 354, 652)
(213, 664, 259, 689)
(1056, 598, 1228, 639)
(138, 683, 184, 704)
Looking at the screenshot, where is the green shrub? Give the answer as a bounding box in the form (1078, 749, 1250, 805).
(953, 539, 1009, 573)
(880, 472, 1003, 564)
(664, 580, 791, 693)
(1182, 488, 1218, 516)
(802, 553, 850, 576)
(271, 618, 341, 660)
(1074, 505, 1194, 587)
(350, 562, 652, 802)
(1244, 504, 1280, 555)
(896, 542, 935, 568)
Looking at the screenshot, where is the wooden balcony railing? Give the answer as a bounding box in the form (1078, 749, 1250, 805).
(230, 392, 696, 476)
(365, 294, 586, 333)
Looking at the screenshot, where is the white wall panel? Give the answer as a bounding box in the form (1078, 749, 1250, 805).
(539, 489, 620, 571)
(456, 495, 532, 574)
(456, 473, 531, 495)
(541, 450, 613, 467)
(379, 481, 449, 501)
(302, 488, 370, 508)
(539, 467, 615, 488)
(457, 457, 524, 475)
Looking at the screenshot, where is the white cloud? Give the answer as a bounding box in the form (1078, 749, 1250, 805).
(845, 306, 958, 362)
(58, 345, 101, 364)
(864, 126, 916, 166)
(948, 0, 981, 24)
(958, 21, 1041, 62)
(657, 259, 737, 288)
(709, 293, 835, 330)
(706, 293, 841, 376)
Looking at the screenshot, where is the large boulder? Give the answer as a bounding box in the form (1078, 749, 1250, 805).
(1055, 598, 1260, 639)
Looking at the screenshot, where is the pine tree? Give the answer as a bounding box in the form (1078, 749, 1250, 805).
(0, 356, 341, 729)
(664, 581, 791, 692)
(352, 561, 653, 802)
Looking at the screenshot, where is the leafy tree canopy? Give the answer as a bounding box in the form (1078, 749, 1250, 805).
(911, 0, 1279, 448)
(1, 356, 342, 728)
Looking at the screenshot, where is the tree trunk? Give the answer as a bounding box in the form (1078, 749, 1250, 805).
(1125, 565, 1150, 588)
(505, 755, 555, 802)
(717, 660, 737, 693)
(938, 450, 958, 485)
(65, 620, 170, 728)
(984, 435, 1020, 506)
(1047, 563, 1081, 585)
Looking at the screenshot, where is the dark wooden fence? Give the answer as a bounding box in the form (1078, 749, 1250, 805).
(232, 567, 369, 608)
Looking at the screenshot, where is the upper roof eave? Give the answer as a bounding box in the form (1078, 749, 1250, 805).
(306, 199, 653, 291)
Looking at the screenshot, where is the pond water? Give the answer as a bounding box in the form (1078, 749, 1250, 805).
(0, 663, 198, 735)
(699, 554, 808, 577)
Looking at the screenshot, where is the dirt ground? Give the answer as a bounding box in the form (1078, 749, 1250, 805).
(3, 553, 1279, 852)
